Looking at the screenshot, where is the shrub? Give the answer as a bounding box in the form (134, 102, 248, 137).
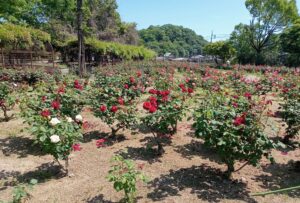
(193, 93, 276, 178)
(20, 78, 87, 173)
(90, 74, 144, 138)
(281, 84, 300, 143)
(107, 155, 147, 203)
(0, 82, 16, 121)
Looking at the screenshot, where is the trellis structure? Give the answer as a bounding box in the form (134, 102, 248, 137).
(0, 49, 58, 69)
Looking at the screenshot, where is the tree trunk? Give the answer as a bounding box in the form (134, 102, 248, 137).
(77, 0, 86, 77)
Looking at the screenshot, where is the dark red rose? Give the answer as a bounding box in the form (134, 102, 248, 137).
(143, 101, 152, 110)
(40, 109, 50, 118)
(100, 105, 107, 112)
(111, 105, 118, 113)
(51, 100, 60, 110)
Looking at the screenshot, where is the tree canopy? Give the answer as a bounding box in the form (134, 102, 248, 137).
(245, 0, 299, 64)
(139, 24, 207, 57)
(204, 41, 236, 64)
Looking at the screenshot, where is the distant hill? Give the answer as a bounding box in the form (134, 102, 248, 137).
(139, 24, 208, 57)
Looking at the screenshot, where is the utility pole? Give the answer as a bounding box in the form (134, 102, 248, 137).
(210, 30, 213, 43)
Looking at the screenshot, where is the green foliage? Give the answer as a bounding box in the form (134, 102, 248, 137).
(0, 23, 50, 49)
(280, 19, 300, 66)
(204, 41, 236, 63)
(139, 24, 207, 57)
(64, 37, 156, 60)
(20, 78, 86, 162)
(193, 93, 276, 178)
(281, 80, 300, 142)
(245, 0, 299, 64)
(90, 74, 143, 136)
(0, 82, 16, 122)
(0, 69, 52, 85)
(107, 155, 148, 203)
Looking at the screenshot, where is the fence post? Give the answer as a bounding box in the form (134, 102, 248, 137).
(1, 47, 4, 68)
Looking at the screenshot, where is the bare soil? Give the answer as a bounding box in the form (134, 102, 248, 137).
(0, 97, 299, 203)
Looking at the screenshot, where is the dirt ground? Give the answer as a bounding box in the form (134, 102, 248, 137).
(0, 96, 299, 203)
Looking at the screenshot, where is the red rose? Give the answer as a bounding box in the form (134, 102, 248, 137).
(124, 84, 129, 89)
(130, 77, 135, 83)
(40, 109, 50, 118)
(233, 115, 246, 126)
(149, 89, 157, 94)
(187, 88, 194, 94)
(137, 71, 142, 77)
(143, 101, 152, 110)
(100, 105, 107, 112)
(179, 83, 185, 89)
(160, 90, 170, 97)
(118, 97, 124, 105)
(149, 105, 157, 113)
(72, 144, 82, 151)
(149, 96, 157, 107)
(244, 92, 252, 100)
(96, 139, 106, 147)
(181, 87, 187, 93)
(74, 80, 83, 90)
(51, 100, 60, 110)
(111, 106, 118, 113)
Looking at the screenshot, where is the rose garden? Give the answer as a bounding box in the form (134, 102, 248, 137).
(0, 62, 299, 202)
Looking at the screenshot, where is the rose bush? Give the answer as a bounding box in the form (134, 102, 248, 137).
(90, 74, 145, 138)
(280, 79, 300, 143)
(0, 82, 16, 121)
(20, 78, 87, 173)
(193, 92, 276, 178)
(141, 78, 190, 155)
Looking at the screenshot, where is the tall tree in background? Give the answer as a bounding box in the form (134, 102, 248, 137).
(245, 0, 298, 64)
(280, 19, 300, 66)
(77, 0, 86, 76)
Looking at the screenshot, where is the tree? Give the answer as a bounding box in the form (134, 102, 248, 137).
(245, 0, 298, 64)
(204, 41, 236, 64)
(139, 24, 207, 57)
(230, 24, 256, 64)
(280, 19, 300, 66)
(77, 0, 86, 77)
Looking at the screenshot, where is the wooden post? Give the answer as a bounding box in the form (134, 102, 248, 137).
(1, 48, 4, 68)
(30, 49, 33, 69)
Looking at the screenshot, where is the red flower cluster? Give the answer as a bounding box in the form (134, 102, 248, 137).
(72, 143, 82, 151)
(179, 83, 193, 94)
(96, 138, 106, 147)
(40, 109, 50, 118)
(143, 101, 157, 113)
(233, 114, 246, 126)
(51, 100, 60, 110)
(74, 80, 83, 90)
(244, 92, 252, 100)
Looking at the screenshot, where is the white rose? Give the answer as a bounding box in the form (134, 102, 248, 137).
(50, 135, 60, 143)
(75, 114, 83, 122)
(49, 117, 61, 126)
(66, 117, 73, 123)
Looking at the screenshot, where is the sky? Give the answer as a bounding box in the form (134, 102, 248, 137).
(117, 0, 300, 41)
